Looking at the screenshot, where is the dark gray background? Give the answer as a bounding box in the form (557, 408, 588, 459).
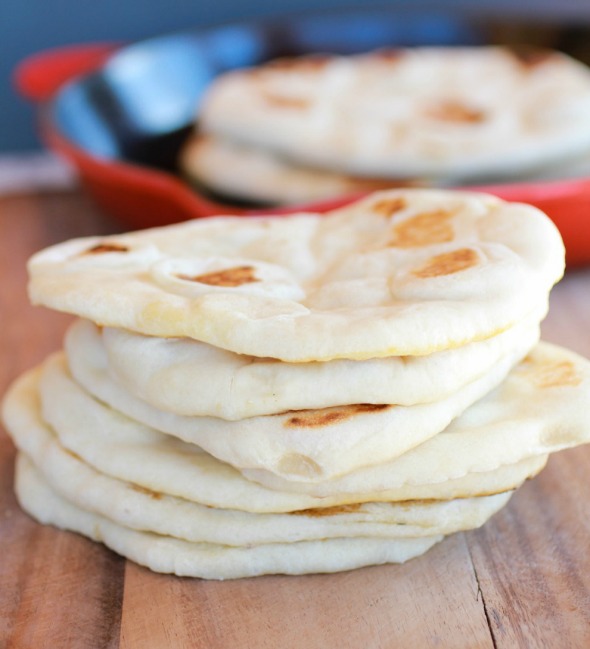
(2, 0, 589, 152)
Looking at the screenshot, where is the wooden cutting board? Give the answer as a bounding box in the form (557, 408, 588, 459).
(1, 190, 590, 648)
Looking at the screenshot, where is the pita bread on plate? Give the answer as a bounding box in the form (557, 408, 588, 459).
(199, 48, 590, 182)
(28, 189, 564, 361)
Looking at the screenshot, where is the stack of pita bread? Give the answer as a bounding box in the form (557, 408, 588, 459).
(3, 188, 590, 580)
(181, 46, 590, 205)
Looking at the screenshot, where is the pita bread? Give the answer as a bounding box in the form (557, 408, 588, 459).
(63, 329, 532, 479)
(1, 365, 547, 514)
(59, 338, 590, 491)
(245, 343, 590, 494)
(89, 314, 540, 419)
(180, 134, 423, 205)
(15, 457, 444, 579)
(199, 48, 590, 182)
(13, 415, 512, 543)
(28, 189, 564, 362)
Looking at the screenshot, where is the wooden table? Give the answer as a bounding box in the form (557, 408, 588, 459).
(1, 187, 590, 648)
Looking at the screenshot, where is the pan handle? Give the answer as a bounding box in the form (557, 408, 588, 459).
(13, 43, 120, 102)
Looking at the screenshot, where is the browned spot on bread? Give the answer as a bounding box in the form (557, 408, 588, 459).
(425, 101, 486, 124)
(357, 179, 423, 192)
(390, 210, 455, 247)
(265, 55, 333, 72)
(508, 47, 553, 69)
(395, 498, 442, 507)
(345, 178, 412, 193)
(261, 91, 310, 110)
(372, 49, 404, 63)
(285, 403, 391, 428)
(372, 197, 408, 217)
(290, 503, 364, 517)
(527, 360, 582, 389)
(178, 265, 259, 287)
(129, 484, 163, 500)
(413, 248, 479, 278)
(83, 243, 129, 255)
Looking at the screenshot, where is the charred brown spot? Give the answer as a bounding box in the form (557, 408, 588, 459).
(290, 503, 364, 517)
(425, 101, 486, 124)
(372, 197, 408, 217)
(508, 47, 553, 69)
(372, 49, 404, 63)
(83, 243, 129, 255)
(396, 498, 441, 507)
(265, 55, 333, 72)
(390, 210, 455, 248)
(343, 178, 408, 193)
(129, 484, 163, 500)
(178, 265, 259, 288)
(284, 403, 391, 428)
(261, 91, 310, 110)
(413, 248, 479, 278)
(527, 360, 582, 389)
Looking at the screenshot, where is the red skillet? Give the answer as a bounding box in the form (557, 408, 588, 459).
(15, 24, 590, 266)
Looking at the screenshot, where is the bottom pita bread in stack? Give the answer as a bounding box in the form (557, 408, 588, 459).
(3, 188, 589, 580)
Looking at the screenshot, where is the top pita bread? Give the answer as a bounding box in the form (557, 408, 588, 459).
(199, 47, 590, 181)
(28, 189, 563, 361)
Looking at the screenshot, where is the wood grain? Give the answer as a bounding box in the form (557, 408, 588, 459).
(0, 192, 123, 649)
(120, 535, 494, 649)
(468, 447, 590, 648)
(1, 189, 590, 648)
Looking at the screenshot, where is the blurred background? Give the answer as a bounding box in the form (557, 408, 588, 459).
(3, 0, 590, 153)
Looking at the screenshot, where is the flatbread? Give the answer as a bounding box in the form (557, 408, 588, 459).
(180, 134, 422, 205)
(63, 331, 529, 479)
(15, 457, 444, 579)
(13, 412, 512, 543)
(1, 365, 548, 513)
(89, 313, 540, 418)
(199, 48, 590, 182)
(59, 338, 590, 490)
(28, 189, 564, 362)
(244, 343, 590, 494)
